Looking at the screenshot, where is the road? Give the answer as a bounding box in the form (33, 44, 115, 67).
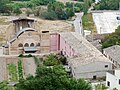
(73, 12, 84, 35)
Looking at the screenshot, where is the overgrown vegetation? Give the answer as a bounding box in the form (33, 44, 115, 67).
(18, 54, 32, 57)
(7, 64, 18, 81)
(15, 65, 92, 90)
(0, 54, 92, 90)
(0, 0, 95, 20)
(102, 26, 120, 49)
(94, 0, 120, 10)
(95, 84, 108, 90)
(82, 13, 96, 31)
(0, 80, 15, 90)
(18, 58, 24, 80)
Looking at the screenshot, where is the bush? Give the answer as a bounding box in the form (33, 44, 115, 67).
(41, 10, 58, 20)
(18, 54, 24, 57)
(43, 54, 60, 66)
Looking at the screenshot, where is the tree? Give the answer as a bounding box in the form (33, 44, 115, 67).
(43, 54, 60, 66)
(102, 26, 120, 48)
(48, 1, 67, 20)
(0, 0, 11, 14)
(41, 10, 58, 20)
(94, 0, 120, 10)
(13, 5, 22, 15)
(0, 81, 9, 90)
(16, 65, 92, 90)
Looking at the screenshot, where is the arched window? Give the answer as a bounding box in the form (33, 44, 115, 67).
(18, 43, 23, 47)
(37, 43, 40, 46)
(24, 43, 29, 47)
(30, 43, 34, 47)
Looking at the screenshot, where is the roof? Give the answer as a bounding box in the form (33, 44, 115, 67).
(11, 17, 36, 22)
(24, 47, 37, 52)
(60, 32, 111, 67)
(9, 28, 36, 44)
(104, 45, 120, 63)
(16, 28, 36, 37)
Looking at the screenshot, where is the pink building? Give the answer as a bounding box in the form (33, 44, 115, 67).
(50, 32, 77, 57)
(50, 33, 60, 52)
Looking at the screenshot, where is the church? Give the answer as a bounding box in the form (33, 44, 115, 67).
(3, 17, 52, 55)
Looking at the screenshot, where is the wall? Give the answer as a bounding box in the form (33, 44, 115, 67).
(0, 56, 18, 82)
(0, 47, 3, 55)
(71, 61, 112, 79)
(50, 33, 59, 52)
(60, 36, 77, 57)
(106, 72, 119, 90)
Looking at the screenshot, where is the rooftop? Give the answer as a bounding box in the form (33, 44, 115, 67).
(10, 17, 36, 22)
(60, 32, 111, 67)
(104, 45, 120, 63)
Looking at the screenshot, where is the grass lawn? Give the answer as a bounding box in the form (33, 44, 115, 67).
(7, 64, 18, 81)
(82, 13, 96, 32)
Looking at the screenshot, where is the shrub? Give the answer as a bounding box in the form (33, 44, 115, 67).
(41, 10, 58, 20)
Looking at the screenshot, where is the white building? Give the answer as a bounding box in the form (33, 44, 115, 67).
(106, 69, 120, 90)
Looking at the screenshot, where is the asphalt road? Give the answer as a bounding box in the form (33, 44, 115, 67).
(74, 12, 84, 35)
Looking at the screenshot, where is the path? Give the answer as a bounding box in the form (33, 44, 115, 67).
(73, 12, 84, 35)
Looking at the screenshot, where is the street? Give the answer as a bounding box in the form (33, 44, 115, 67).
(73, 12, 84, 35)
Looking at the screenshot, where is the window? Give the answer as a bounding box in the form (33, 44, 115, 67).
(105, 65, 108, 68)
(107, 81, 110, 86)
(93, 75, 96, 80)
(24, 43, 29, 47)
(30, 43, 34, 47)
(37, 43, 40, 46)
(119, 79, 120, 84)
(18, 43, 23, 47)
(42, 31, 49, 33)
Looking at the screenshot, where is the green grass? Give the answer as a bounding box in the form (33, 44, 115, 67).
(7, 64, 18, 81)
(82, 13, 96, 32)
(18, 58, 24, 80)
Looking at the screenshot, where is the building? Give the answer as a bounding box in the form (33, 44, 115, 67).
(59, 32, 112, 79)
(1, 17, 113, 79)
(106, 69, 120, 90)
(103, 45, 120, 68)
(2, 17, 58, 55)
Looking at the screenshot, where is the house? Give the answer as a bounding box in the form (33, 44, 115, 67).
(59, 32, 112, 79)
(106, 69, 120, 90)
(103, 45, 120, 69)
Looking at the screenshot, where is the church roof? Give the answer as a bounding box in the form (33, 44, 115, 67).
(11, 17, 36, 22)
(16, 28, 36, 37)
(9, 28, 36, 44)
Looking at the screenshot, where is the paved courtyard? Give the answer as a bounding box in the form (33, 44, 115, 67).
(92, 11, 120, 34)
